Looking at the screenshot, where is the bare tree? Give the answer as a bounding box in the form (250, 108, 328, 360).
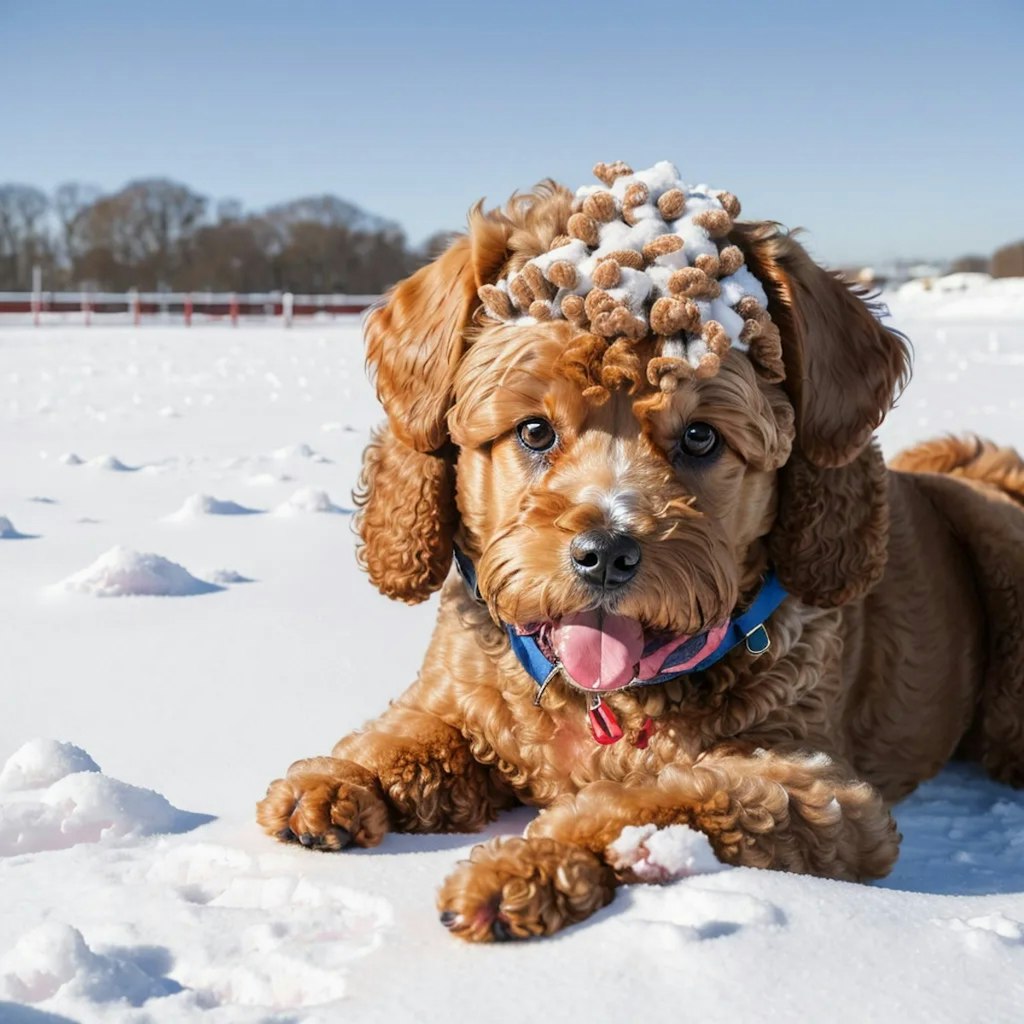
(54, 182, 102, 273)
(0, 184, 53, 288)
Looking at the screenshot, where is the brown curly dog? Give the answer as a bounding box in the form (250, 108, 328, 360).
(257, 175, 1024, 942)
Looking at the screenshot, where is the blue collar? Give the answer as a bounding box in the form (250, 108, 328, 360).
(453, 546, 789, 696)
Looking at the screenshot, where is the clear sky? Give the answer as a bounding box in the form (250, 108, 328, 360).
(2, 0, 1022, 266)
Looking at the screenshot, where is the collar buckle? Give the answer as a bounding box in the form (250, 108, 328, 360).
(744, 623, 771, 657)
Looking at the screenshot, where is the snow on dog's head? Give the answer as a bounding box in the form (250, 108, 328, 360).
(479, 161, 783, 393)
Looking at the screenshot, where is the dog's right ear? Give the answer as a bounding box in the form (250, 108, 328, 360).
(356, 216, 512, 603)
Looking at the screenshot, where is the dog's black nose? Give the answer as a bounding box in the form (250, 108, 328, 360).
(570, 530, 641, 589)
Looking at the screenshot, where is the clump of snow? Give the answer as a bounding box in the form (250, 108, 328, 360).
(274, 486, 350, 515)
(57, 546, 224, 597)
(58, 452, 84, 466)
(85, 454, 136, 472)
(0, 739, 100, 793)
(0, 515, 30, 539)
(606, 823, 726, 883)
(0, 922, 181, 1006)
(166, 493, 264, 520)
(0, 741, 212, 857)
(488, 160, 769, 371)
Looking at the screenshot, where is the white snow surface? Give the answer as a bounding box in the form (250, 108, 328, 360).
(1, 312, 1023, 1022)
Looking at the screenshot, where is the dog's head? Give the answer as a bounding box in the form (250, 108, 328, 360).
(355, 164, 909, 691)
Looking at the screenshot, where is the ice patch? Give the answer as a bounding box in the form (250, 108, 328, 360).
(0, 923, 182, 1007)
(0, 741, 212, 856)
(607, 823, 726, 883)
(0, 739, 100, 793)
(274, 487, 351, 515)
(166, 494, 264, 520)
(56, 546, 224, 597)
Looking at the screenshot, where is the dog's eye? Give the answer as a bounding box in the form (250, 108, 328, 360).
(678, 422, 721, 459)
(516, 418, 558, 453)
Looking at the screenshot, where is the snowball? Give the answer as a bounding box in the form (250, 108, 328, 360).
(0, 739, 100, 793)
(57, 546, 223, 597)
(607, 823, 726, 883)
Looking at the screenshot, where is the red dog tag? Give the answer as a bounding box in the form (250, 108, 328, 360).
(588, 697, 624, 745)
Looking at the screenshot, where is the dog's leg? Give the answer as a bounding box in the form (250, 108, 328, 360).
(437, 747, 899, 941)
(256, 706, 515, 850)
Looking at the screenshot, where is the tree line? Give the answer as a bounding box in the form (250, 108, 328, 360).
(0, 179, 444, 294)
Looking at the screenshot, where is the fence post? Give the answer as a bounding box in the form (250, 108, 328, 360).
(31, 265, 42, 327)
(129, 288, 141, 326)
(230, 292, 238, 327)
(283, 292, 294, 328)
(184, 293, 193, 327)
(81, 286, 91, 327)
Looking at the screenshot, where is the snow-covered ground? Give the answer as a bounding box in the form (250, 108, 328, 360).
(1, 277, 1024, 1022)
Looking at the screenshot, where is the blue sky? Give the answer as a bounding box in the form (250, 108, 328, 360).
(2, 0, 1022, 265)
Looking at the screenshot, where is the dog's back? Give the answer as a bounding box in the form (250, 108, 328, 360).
(878, 437, 1024, 790)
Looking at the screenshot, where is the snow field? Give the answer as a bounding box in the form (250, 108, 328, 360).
(0, 292, 1023, 1021)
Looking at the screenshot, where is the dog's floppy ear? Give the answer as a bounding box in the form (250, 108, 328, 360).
(734, 225, 907, 607)
(354, 423, 458, 603)
(767, 442, 890, 607)
(735, 223, 910, 470)
(356, 215, 512, 603)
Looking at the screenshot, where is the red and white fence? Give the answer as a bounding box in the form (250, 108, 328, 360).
(0, 291, 379, 327)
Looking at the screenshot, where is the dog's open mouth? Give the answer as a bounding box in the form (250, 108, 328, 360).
(515, 611, 730, 692)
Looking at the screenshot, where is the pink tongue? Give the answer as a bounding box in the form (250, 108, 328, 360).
(552, 611, 645, 691)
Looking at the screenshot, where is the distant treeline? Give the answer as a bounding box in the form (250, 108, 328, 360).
(0, 179, 447, 293)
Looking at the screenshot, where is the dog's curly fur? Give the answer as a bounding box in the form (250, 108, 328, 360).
(257, 180, 1024, 942)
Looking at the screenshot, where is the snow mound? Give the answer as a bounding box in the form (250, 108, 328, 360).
(271, 442, 329, 462)
(0, 739, 100, 793)
(166, 493, 264, 520)
(246, 471, 293, 486)
(85, 454, 136, 472)
(204, 568, 254, 585)
(0, 515, 32, 540)
(606, 823, 726, 883)
(57, 546, 224, 597)
(274, 486, 350, 515)
(58, 452, 84, 466)
(0, 742, 212, 856)
(0, 922, 181, 1006)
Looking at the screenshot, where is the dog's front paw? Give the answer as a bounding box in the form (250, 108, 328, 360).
(436, 836, 615, 942)
(256, 758, 389, 851)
